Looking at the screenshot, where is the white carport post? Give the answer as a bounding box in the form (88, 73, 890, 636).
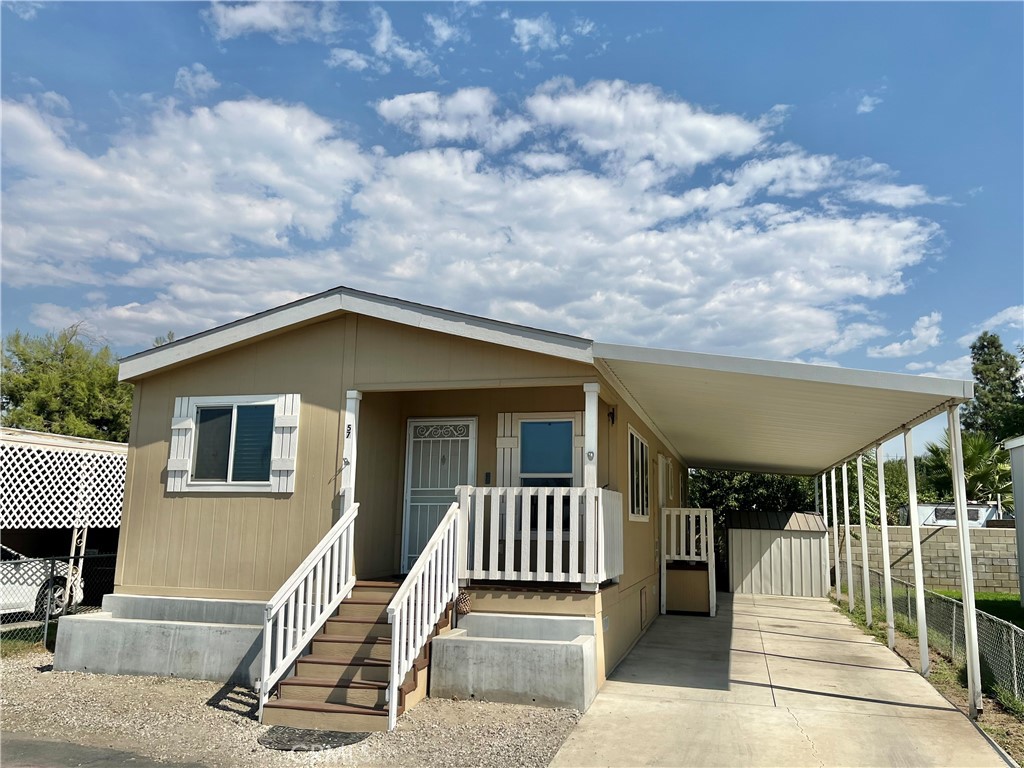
(904, 428, 930, 676)
(842, 463, 854, 612)
(857, 455, 872, 626)
(876, 446, 896, 650)
(821, 474, 831, 593)
(831, 468, 842, 601)
(949, 406, 983, 717)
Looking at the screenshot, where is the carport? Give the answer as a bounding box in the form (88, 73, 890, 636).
(595, 344, 985, 717)
(551, 594, 1008, 767)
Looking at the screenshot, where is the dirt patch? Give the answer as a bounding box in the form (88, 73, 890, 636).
(1, 650, 580, 768)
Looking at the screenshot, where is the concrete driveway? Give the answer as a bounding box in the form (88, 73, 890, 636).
(552, 593, 1009, 767)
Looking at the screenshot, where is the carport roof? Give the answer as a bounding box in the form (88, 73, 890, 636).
(594, 343, 973, 477)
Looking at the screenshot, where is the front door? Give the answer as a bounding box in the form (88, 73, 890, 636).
(402, 418, 477, 572)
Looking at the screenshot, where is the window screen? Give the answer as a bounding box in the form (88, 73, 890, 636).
(193, 407, 232, 480)
(231, 405, 274, 481)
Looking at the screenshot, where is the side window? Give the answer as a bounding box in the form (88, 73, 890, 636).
(629, 428, 650, 521)
(166, 394, 300, 493)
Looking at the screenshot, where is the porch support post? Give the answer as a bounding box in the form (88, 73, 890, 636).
(831, 468, 842, 601)
(820, 474, 831, 593)
(876, 446, 896, 650)
(340, 390, 362, 512)
(857, 455, 872, 626)
(583, 383, 600, 489)
(949, 405, 983, 717)
(904, 428, 930, 676)
(842, 462, 854, 611)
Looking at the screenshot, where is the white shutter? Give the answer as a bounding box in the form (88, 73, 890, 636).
(574, 416, 584, 486)
(167, 397, 194, 492)
(270, 394, 301, 493)
(496, 413, 515, 486)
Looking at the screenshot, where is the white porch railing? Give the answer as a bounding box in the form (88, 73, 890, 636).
(386, 501, 460, 731)
(456, 486, 624, 587)
(661, 508, 716, 617)
(258, 502, 359, 720)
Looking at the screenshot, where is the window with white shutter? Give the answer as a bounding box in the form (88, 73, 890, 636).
(166, 394, 300, 493)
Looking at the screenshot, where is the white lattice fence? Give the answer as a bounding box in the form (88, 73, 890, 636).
(1, 429, 126, 529)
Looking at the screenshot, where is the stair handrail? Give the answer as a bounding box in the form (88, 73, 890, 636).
(258, 502, 359, 720)
(386, 501, 460, 731)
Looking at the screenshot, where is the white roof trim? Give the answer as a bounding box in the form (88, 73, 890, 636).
(119, 286, 592, 381)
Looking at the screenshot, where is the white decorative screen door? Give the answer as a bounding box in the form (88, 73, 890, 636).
(402, 418, 477, 572)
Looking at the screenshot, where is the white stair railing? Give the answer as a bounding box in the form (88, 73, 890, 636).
(386, 501, 460, 731)
(258, 502, 359, 720)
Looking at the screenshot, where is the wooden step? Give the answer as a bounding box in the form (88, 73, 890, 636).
(295, 655, 390, 681)
(278, 677, 390, 708)
(324, 617, 392, 640)
(312, 635, 392, 660)
(262, 699, 394, 732)
(337, 599, 390, 621)
(351, 580, 402, 599)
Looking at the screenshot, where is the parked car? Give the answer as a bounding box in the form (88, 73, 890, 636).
(0, 545, 84, 618)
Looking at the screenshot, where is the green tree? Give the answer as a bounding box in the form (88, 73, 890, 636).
(962, 331, 1024, 441)
(921, 430, 1012, 511)
(688, 469, 816, 516)
(1, 325, 133, 442)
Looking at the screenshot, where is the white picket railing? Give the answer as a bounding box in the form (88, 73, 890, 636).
(386, 501, 460, 731)
(661, 508, 717, 617)
(456, 486, 624, 586)
(258, 502, 359, 720)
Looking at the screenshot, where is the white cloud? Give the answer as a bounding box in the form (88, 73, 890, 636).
(370, 6, 437, 77)
(907, 355, 972, 380)
(856, 95, 883, 114)
(957, 305, 1024, 345)
(5, 83, 948, 361)
(526, 79, 766, 175)
(204, 1, 339, 43)
(845, 182, 948, 208)
(377, 88, 529, 151)
(510, 14, 560, 52)
(174, 63, 220, 99)
(573, 18, 597, 37)
(2, 97, 371, 287)
(326, 48, 372, 72)
(424, 13, 466, 47)
(4, 1, 42, 20)
(868, 312, 943, 358)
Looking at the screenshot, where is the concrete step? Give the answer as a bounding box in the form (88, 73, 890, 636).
(295, 655, 390, 681)
(312, 635, 392, 660)
(323, 617, 391, 640)
(261, 699, 393, 732)
(278, 677, 389, 708)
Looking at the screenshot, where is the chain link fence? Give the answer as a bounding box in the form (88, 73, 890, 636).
(0, 553, 116, 653)
(842, 560, 1024, 706)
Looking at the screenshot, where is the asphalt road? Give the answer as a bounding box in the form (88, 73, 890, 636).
(0, 732, 207, 768)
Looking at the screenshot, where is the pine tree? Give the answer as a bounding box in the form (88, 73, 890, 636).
(961, 331, 1024, 440)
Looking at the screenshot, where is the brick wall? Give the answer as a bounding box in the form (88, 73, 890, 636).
(829, 526, 1019, 594)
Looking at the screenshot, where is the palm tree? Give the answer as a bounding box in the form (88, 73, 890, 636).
(921, 430, 1013, 512)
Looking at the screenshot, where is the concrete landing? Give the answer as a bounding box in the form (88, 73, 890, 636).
(551, 593, 1009, 768)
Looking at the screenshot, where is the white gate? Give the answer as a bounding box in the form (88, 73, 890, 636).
(402, 419, 476, 572)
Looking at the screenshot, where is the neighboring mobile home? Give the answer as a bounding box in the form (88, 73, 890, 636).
(55, 286, 974, 732)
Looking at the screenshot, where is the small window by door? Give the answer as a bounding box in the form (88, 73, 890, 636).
(512, 413, 582, 487)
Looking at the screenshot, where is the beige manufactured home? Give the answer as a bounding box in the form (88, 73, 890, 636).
(55, 285, 976, 732)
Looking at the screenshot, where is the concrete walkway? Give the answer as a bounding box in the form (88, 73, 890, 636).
(552, 593, 1009, 767)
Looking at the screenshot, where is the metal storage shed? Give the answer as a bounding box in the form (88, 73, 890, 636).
(728, 511, 828, 598)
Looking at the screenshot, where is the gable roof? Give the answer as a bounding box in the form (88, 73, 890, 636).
(119, 285, 973, 477)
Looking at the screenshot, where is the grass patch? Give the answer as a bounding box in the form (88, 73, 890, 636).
(935, 590, 1024, 629)
(0, 622, 57, 656)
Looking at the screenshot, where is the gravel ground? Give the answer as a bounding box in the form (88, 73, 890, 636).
(0, 650, 580, 768)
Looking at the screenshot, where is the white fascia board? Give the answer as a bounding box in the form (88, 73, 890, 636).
(0, 427, 128, 453)
(119, 285, 594, 382)
(593, 342, 974, 402)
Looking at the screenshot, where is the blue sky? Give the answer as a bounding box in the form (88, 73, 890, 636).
(2, 1, 1022, 400)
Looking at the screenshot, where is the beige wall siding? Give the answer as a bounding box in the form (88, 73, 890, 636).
(116, 317, 348, 599)
(353, 392, 403, 578)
